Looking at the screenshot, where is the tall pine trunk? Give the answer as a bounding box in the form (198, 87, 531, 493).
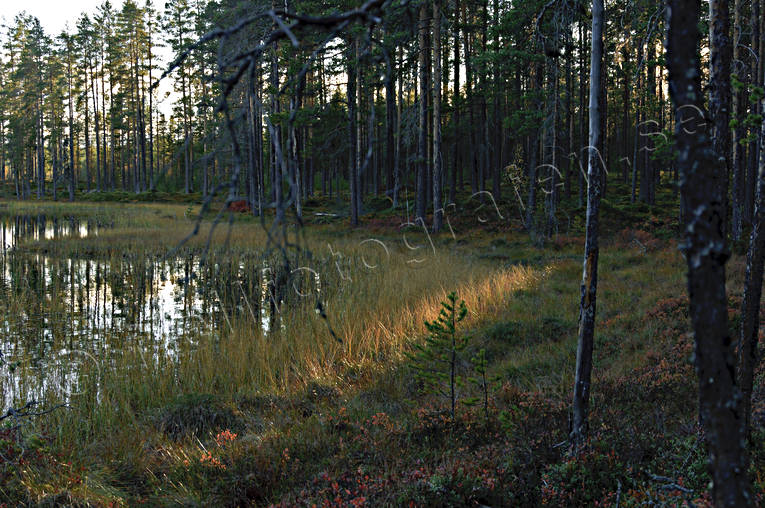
(67, 46, 75, 201)
(745, 0, 761, 223)
(84, 82, 91, 192)
(667, 0, 752, 503)
(526, 56, 543, 237)
(738, 98, 765, 452)
(577, 19, 587, 207)
(384, 33, 396, 203)
(571, 0, 604, 447)
(450, 0, 460, 204)
(90, 61, 101, 192)
(709, 0, 732, 235)
(416, 2, 428, 222)
(433, 0, 443, 232)
(348, 40, 359, 226)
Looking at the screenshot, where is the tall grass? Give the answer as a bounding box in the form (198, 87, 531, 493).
(0, 202, 551, 471)
(45, 246, 543, 448)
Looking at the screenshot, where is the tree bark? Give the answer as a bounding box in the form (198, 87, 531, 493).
(355, 41, 363, 219)
(394, 46, 403, 208)
(738, 97, 765, 449)
(348, 40, 359, 226)
(571, 0, 604, 448)
(526, 57, 543, 237)
(745, 0, 761, 223)
(384, 31, 396, 203)
(433, 0, 443, 232)
(545, 46, 559, 238)
(67, 38, 75, 201)
(577, 18, 587, 208)
(90, 59, 101, 192)
(450, 0, 460, 205)
(84, 80, 91, 192)
(416, 2, 428, 222)
(731, 0, 746, 241)
(667, 0, 752, 504)
(709, 0, 732, 236)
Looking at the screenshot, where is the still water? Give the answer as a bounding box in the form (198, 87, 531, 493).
(0, 214, 315, 408)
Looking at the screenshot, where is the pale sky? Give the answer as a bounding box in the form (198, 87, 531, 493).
(0, 0, 104, 36)
(1, 0, 177, 116)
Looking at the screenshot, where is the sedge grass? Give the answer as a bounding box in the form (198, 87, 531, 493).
(3, 199, 758, 505)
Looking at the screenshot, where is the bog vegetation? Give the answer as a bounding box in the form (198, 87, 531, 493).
(0, 0, 763, 505)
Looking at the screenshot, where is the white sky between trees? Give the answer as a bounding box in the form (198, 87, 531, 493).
(0, 1, 98, 37)
(1, 1, 177, 116)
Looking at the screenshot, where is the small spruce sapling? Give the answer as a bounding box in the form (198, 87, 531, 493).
(406, 291, 468, 420)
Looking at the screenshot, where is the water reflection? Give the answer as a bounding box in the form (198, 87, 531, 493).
(0, 215, 318, 408)
(0, 214, 96, 251)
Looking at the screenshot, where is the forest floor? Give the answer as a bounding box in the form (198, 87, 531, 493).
(0, 186, 764, 506)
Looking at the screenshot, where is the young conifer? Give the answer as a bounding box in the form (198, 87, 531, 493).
(406, 291, 468, 420)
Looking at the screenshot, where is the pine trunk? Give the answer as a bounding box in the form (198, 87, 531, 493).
(709, 0, 732, 235)
(416, 2, 428, 222)
(433, 0, 443, 232)
(667, 0, 752, 503)
(571, 0, 604, 447)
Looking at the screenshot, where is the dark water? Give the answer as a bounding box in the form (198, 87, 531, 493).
(0, 214, 318, 408)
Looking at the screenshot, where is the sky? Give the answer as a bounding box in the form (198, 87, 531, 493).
(1, 0, 178, 116)
(0, 0, 104, 36)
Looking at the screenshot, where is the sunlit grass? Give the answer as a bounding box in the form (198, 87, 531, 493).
(3, 199, 761, 505)
(0, 202, 554, 498)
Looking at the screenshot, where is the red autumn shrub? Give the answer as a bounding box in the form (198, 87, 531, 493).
(228, 200, 251, 213)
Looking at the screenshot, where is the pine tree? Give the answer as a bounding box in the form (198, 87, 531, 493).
(667, 0, 752, 501)
(571, 0, 604, 448)
(163, 0, 195, 194)
(406, 291, 468, 421)
(58, 28, 78, 201)
(76, 14, 96, 191)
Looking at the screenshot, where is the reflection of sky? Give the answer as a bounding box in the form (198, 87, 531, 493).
(0, 215, 322, 408)
(0, 218, 213, 407)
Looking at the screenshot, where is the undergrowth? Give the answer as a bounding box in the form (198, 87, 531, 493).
(0, 193, 763, 506)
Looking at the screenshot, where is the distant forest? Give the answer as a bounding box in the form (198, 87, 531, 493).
(0, 0, 759, 238)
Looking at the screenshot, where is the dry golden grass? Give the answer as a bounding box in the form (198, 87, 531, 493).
(0, 201, 553, 466)
(9, 198, 752, 506)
